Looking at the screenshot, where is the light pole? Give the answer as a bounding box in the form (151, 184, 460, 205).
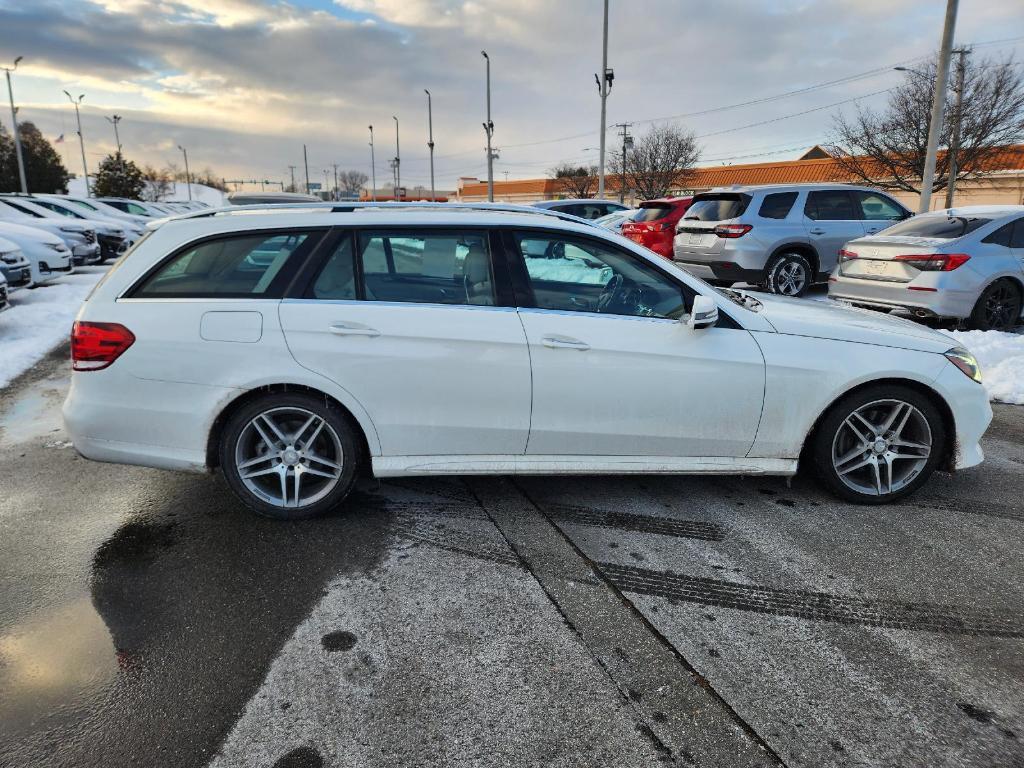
(303, 143, 310, 194)
(919, 0, 959, 213)
(424, 89, 435, 201)
(63, 90, 90, 196)
(177, 144, 192, 200)
(3, 57, 28, 194)
(481, 50, 495, 202)
(106, 114, 123, 153)
(392, 115, 400, 200)
(596, 0, 612, 199)
(288, 165, 296, 191)
(368, 125, 376, 202)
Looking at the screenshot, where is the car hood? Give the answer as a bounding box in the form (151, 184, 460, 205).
(743, 291, 954, 353)
(0, 221, 65, 246)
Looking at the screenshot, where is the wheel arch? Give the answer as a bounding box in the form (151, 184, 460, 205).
(768, 242, 820, 278)
(977, 274, 1024, 314)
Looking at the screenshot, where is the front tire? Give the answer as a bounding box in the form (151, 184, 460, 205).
(766, 252, 812, 297)
(969, 280, 1022, 331)
(811, 384, 946, 504)
(219, 392, 360, 519)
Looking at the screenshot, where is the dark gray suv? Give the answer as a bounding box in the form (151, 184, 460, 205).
(672, 184, 910, 296)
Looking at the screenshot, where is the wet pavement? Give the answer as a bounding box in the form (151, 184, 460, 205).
(1, 348, 1023, 768)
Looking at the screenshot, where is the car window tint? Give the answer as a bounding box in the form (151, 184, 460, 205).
(311, 236, 356, 300)
(127, 202, 150, 215)
(982, 222, 1014, 247)
(134, 231, 313, 298)
(358, 230, 494, 306)
(758, 192, 797, 220)
(856, 192, 905, 221)
(515, 232, 688, 319)
(1010, 219, 1024, 249)
(805, 190, 858, 220)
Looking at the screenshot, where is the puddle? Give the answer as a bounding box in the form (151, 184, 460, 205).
(0, 374, 68, 447)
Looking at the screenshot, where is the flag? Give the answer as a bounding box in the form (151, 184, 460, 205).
(54, 134, 65, 143)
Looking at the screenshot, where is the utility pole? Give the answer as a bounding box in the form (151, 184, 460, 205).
(481, 50, 495, 202)
(288, 165, 296, 191)
(944, 47, 970, 209)
(303, 144, 310, 194)
(323, 169, 330, 199)
(332, 163, 339, 200)
(919, 0, 959, 213)
(177, 145, 192, 200)
(63, 90, 90, 196)
(368, 125, 376, 202)
(596, 0, 612, 198)
(392, 115, 401, 200)
(106, 114, 123, 153)
(3, 57, 28, 194)
(424, 89, 435, 201)
(613, 122, 633, 204)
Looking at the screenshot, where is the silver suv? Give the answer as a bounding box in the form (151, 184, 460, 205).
(672, 184, 910, 296)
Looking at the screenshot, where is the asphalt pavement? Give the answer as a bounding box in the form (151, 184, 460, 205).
(1, 346, 1022, 768)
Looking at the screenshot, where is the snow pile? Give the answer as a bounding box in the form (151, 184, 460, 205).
(0, 270, 104, 389)
(944, 328, 1024, 405)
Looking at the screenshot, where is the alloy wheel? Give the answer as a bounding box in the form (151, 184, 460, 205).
(831, 398, 932, 497)
(774, 261, 807, 296)
(234, 407, 345, 509)
(982, 283, 1021, 330)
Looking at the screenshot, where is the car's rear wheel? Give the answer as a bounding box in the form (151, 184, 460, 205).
(812, 385, 946, 504)
(969, 280, 1022, 331)
(765, 253, 812, 297)
(219, 393, 360, 519)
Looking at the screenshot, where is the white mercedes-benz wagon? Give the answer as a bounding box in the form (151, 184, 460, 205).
(64, 205, 992, 518)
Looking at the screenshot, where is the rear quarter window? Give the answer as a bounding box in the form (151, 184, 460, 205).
(758, 192, 798, 220)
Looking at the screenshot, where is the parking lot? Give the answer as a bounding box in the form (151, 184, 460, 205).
(1, 345, 1022, 768)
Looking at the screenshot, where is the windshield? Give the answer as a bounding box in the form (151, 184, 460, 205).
(632, 204, 672, 222)
(878, 215, 993, 239)
(683, 193, 751, 222)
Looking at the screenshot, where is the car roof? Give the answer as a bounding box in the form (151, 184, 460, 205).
(704, 183, 885, 194)
(533, 199, 624, 208)
(918, 205, 1024, 218)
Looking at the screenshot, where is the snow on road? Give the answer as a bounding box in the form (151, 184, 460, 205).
(945, 328, 1024, 405)
(0, 268, 105, 389)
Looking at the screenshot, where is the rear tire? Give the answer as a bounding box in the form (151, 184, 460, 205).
(811, 384, 946, 505)
(219, 392, 361, 520)
(766, 253, 812, 297)
(968, 280, 1022, 331)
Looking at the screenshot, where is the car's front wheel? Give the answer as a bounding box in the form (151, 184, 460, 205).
(811, 385, 946, 504)
(219, 393, 360, 519)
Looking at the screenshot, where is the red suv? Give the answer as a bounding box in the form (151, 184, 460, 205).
(620, 197, 694, 259)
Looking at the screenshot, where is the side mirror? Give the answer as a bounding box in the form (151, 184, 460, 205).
(687, 294, 719, 330)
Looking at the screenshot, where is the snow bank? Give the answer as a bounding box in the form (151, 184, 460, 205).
(0, 269, 105, 389)
(943, 328, 1024, 405)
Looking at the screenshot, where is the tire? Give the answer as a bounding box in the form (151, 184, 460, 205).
(968, 280, 1022, 331)
(766, 252, 812, 297)
(811, 384, 946, 505)
(219, 392, 361, 520)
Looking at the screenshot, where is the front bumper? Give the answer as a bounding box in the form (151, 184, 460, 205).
(930, 361, 991, 471)
(0, 263, 32, 288)
(71, 242, 102, 265)
(98, 234, 126, 262)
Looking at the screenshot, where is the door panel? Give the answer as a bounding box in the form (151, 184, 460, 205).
(804, 190, 866, 272)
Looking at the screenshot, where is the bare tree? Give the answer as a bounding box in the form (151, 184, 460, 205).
(828, 54, 1024, 195)
(549, 163, 598, 198)
(608, 123, 700, 201)
(338, 170, 369, 198)
(140, 165, 173, 201)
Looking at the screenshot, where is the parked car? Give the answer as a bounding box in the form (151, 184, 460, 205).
(30, 194, 143, 248)
(0, 235, 33, 290)
(594, 208, 638, 234)
(672, 184, 911, 296)
(533, 199, 629, 220)
(96, 197, 171, 218)
(0, 269, 7, 313)
(621, 198, 694, 259)
(1, 195, 128, 264)
(0, 198, 100, 265)
(829, 205, 1024, 330)
(43, 194, 150, 229)
(64, 207, 990, 519)
(0, 221, 73, 286)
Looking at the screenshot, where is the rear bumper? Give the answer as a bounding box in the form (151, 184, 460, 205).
(828, 273, 977, 318)
(674, 259, 763, 284)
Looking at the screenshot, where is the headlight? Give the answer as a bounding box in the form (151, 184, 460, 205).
(945, 347, 982, 383)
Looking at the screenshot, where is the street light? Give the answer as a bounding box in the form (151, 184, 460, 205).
(3, 56, 28, 193)
(392, 115, 400, 201)
(368, 125, 376, 202)
(177, 144, 192, 200)
(481, 50, 494, 202)
(106, 114, 123, 153)
(424, 89, 435, 202)
(64, 90, 90, 196)
(893, 66, 929, 78)
(596, 0, 612, 198)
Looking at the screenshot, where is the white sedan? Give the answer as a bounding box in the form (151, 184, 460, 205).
(63, 207, 991, 519)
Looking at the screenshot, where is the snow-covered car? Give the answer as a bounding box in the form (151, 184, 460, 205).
(64, 207, 991, 519)
(25, 195, 135, 262)
(0, 199, 99, 266)
(41, 194, 150, 230)
(97, 197, 173, 218)
(0, 268, 8, 313)
(0, 235, 32, 290)
(0, 221, 73, 286)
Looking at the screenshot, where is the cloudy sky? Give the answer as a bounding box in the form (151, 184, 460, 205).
(0, 0, 1021, 192)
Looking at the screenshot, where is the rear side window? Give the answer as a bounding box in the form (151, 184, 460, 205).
(633, 204, 672, 222)
(882, 215, 993, 240)
(758, 192, 798, 220)
(804, 190, 859, 220)
(132, 231, 316, 298)
(683, 194, 751, 222)
(1011, 219, 1024, 249)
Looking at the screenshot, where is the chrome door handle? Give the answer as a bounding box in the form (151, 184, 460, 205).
(329, 322, 380, 337)
(809, 228, 826, 235)
(542, 336, 590, 351)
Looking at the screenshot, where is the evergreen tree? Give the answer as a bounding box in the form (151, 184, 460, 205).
(0, 121, 70, 193)
(92, 151, 146, 199)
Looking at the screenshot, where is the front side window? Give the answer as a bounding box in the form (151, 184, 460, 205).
(358, 230, 495, 306)
(805, 190, 859, 221)
(515, 232, 688, 319)
(132, 231, 315, 298)
(856, 192, 906, 221)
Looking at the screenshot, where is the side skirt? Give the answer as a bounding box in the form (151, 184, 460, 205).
(372, 455, 798, 477)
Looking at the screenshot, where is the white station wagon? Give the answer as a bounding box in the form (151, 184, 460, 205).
(64, 206, 992, 518)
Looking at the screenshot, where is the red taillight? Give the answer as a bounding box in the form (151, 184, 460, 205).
(714, 224, 752, 238)
(893, 253, 970, 272)
(71, 321, 135, 371)
(838, 249, 858, 263)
